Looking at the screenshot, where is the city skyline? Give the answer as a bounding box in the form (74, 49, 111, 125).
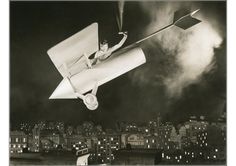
(10, 113, 226, 165)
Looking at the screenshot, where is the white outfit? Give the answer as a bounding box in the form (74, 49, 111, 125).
(93, 33, 127, 64)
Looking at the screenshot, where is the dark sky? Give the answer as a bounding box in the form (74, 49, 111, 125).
(10, 1, 226, 127)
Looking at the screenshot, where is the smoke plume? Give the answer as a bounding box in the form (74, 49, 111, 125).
(135, 2, 222, 98)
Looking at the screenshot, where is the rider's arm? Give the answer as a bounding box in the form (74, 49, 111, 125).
(107, 32, 128, 54)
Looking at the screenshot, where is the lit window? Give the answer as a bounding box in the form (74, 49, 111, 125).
(146, 140, 148, 143)
(215, 149, 218, 152)
(162, 153, 164, 158)
(213, 155, 216, 159)
(23, 138, 26, 142)
(152, 139, 155, 143)
(111, 137, 113, 141)
(147, 145, 150, 148)
(98, 141, 101, 145)
(16, 138, 18, 142)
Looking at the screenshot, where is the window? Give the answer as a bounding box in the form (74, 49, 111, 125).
(16, 138, 18, 142)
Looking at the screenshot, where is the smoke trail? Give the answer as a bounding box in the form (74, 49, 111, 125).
(135, 2, 223, 98)
(117, 1, 125, 31)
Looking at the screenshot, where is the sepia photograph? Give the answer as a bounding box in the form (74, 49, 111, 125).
(10, 0, 226, 165)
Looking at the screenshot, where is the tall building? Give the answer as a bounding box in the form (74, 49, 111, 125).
(96, 134, 121, 163)
(156, 123, 173, 150)
(31, 124, 40, 152)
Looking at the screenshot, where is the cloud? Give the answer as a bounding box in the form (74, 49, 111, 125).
(130, 2, 223, 98)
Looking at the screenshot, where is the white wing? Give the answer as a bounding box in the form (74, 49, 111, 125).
(47, 23, 99, 77)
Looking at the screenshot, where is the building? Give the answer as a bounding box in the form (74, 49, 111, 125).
(144, 135, 157, 149)
(64, 134, 84, 150)
(121, 133, 145, 149)
(156, 123, 173, 150)
(10, 131, 27, 153)
(96, 134, 121, 163)
(40, 129, 63, 151)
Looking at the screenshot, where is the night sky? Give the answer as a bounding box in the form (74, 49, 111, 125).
(10, 1, 226, 128)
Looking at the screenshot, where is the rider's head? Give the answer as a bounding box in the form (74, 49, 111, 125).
(100, 40, 108, 51)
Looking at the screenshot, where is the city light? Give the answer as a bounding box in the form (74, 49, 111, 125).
(9, 117, 226, 165)
(162, 153, 165, 158)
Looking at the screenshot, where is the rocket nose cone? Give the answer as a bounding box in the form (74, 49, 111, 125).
(49, 78, 77, 99)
